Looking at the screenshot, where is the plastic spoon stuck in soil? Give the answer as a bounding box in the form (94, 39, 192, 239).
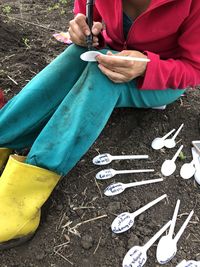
(151, 129, 175, 150)
(164, 123, 184, 149)
(104, 178, 163, 196)
(122, 220, 171, 267)
(80, 51, 150, 62)
(176, 260, 200, 267)
(161, 145, 183, 176)
(156, 199, 180, 264)
(157, 209, 194, 265)
(92, 153, 148, 165)
(180, 159, 196, 179)
(111, 194, 167, 233)
(96, 168, 154, 180)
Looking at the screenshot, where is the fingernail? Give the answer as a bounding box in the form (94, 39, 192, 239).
(85, 30, 90, 35)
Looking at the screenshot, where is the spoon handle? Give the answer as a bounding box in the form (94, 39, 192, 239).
(125, 178, 163, 189)
(133, 194, 167, 218)
(108, 55, 150, 62)
(172, 145, 183, 162)
(116, 169, 154, 175)
(162, 128, 176, 140)
(174, 210, 194, 243)
(168, 199, 180, 238)
(171, 123, 184, 140)
(143, 220, 171, 251)
(112, 155, 148, 160)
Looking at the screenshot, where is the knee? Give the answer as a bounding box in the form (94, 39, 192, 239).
(63, 44, 87, 59)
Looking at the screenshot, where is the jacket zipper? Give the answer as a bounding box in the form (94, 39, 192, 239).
(121, 0, 176, 50)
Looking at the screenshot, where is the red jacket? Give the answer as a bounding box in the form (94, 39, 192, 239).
(74, 0, 200, 90)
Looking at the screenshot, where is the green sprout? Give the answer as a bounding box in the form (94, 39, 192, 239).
(2, 5, 12, 15)
(22, 37, 31, 49)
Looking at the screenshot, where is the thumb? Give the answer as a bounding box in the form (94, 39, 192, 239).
(92, 22, 103, 35)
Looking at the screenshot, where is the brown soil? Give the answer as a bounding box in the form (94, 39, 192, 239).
(0, 1, 200, 267)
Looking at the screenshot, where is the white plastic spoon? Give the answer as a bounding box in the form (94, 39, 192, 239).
(104, 178, 163, 196)
(80, 51, 150, 62)
(177, 260, 200, 267)
(161, 145, 183, 176)
(180, 159, 196, 179)
(192, 147, 200, 185)
(176, 260, 187, 267)
(164, 123, 184, 148)
(156, 199, 180, 264)
(157, 210, 194, 265)
(96, 168, 154, 180)
(122, 220, 171, 267)
(151, 129, 175, 150)
(111, 194, 167, 233)
(92, 153, 148, 165)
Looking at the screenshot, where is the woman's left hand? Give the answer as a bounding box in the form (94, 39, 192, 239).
(96, 50, 148, 83)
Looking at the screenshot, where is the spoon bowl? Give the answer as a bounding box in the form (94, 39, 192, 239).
(180, 160, 196, 179)
(161, 160, 176, 176)
(156, 236, 177, 264)
(123, 246, 147, 267)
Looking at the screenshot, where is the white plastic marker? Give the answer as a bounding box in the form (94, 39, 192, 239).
(111, 194, 167, 233)
(96, 168, 154, 180)
(164, 123, 184, 149)
(93, 153, 148, 166)
(161, 145, 183, 176)
(157, 209, 194, 265)
(151, 129, 175, 150)
(104, 178, 163, 196)
(80, 51, 150, 62)
(176, 260, 200, 267)
(156, 199, 180, 264)
(180, 159, 196, 179)
(122, 220, 171, 267)
(192, 147, 200, 185)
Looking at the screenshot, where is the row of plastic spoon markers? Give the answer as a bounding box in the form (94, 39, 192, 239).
(92, 124, 200, 266)
(151, 124, 200, 183)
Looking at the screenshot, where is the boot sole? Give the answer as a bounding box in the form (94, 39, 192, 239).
(0, 233, 35, 250)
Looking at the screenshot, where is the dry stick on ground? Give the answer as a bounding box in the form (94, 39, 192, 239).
(0, 14, 60, 31)
(62, 214, 108, 237)
(54, 250, 74, 266)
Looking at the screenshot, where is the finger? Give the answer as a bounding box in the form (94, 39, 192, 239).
(92, 22, 103, 35)
(98, 64, 127, 83)
(74, 13, 90, 35)
(97, 54, 135, 68)
(69, 21, 86, 43)
(68, 27, 86, 46)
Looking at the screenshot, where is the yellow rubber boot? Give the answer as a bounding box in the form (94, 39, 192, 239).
(0, 148, 12, 170)
(0, 154, 61, 249)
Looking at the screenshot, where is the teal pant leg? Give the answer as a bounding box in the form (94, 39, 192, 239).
(115, 80, 185, 108)
(26, 49, 185, 175)
(0, 45, 87, 149)
(26, 62, 124, 175)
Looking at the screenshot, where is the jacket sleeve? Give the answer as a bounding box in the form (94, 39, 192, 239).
(138, 1, 200, 90)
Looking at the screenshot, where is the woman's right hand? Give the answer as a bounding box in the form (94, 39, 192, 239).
(68, 13, 103, 47)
